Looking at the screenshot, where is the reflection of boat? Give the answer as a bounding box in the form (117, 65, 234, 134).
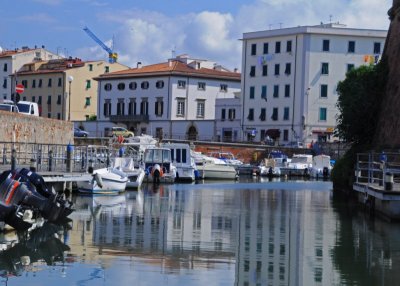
(191, 151, 238, 180)
(310, 154, 332, 179)
(76, 167, 128, 194)
(161, 143, 199, 181)
(144, 147, 176, 184)
(112, 157, 145, 189)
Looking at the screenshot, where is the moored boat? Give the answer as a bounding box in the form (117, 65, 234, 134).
(76, 167, 128, 194)
(144, 147, 176, 184)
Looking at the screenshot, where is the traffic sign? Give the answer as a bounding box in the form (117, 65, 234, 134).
(15, 84, 24, 94)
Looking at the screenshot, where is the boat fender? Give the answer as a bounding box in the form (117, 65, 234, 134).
(94, 173, 104, 188)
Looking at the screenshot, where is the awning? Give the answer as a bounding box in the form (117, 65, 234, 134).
(265, 129, 281, 139)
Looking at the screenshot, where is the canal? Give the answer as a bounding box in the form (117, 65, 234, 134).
(1, 179, 400, 286)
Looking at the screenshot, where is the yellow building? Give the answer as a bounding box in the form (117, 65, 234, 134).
(13, 58, 127, 121)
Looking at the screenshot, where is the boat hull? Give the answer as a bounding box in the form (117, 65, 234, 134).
(76, 168, 128, 194)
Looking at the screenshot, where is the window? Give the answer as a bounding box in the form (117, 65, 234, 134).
(262, 65, 268, 76)
(261, 85, 267, 100)
(285, 63, 291, 75)
(374, 42, 381, 54)
(117, 100, 125, 115)
(220, 84, 228, 92)
(103, 100, 111, 117)
(347, 64, 355, 72)
(140, 100, 149, 115)
(85, 80, 91, 89)
(88, 64, 93, 71)
(156, 80, 164, 89)
(32, 96, 35, 102)
(287, 40, 292, 52)
(104, 83, 112, 91)
(283, 107, 289, 120)
(283, 129, 289, 141)
(128, 99, 136, 115)
(48, 113, 51, 118)
(129, 82, 137, 90)
(197, 101, 205, 117)
(57, 77, 61, 87)
(38, 79, 42, 88)
(348, 41, 355, 53)
(274, 64, 280, 75)
(155, 100, 164, 116)
(47, 95, 51, 105)
(319, 107, 327, 121)
(48, 78, 52, 87)
(248, 108, 254, 121)
(273, 85, 279, 98)
(250, 86, 255, 99)
(272, 108, 278, 121)
(57, 113, 61, 120)
(178, 80, 186, 89)
(22, 80, 28, 88)
(141, 81, 149, 89)
(320, 84, 328, 98)
(251, 43, 257, 55)
(38, 96, 42, 105)
(285, 84, 290, 97)
(228, 108, 235, 120)
(263, 43, 269, 54)
(275, 41, 281, 53)
(259, 108, 266, 121)
(3, 63, 7, 72)
(85, 97, 91, 106)
(2, 78, 6, 89)
(250, 66, 256, 77)
(57, 95, 61, 105)
(321, 63, 329, 75)
(221, 108, 226, 120)
(105, 66, 110, 73)
(322, 39, 330, 52)
(117, 83, 125, 90)
(177, 100, 185, 116)
(31, 79, 36, 88)
(198, 82, 206, 90)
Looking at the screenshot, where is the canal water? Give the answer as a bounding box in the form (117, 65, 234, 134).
(1, 178, 400, 286)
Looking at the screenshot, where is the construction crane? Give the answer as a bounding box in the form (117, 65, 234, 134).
(83, 26, 118, 63)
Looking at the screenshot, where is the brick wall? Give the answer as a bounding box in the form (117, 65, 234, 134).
(0, 111, 73, 144)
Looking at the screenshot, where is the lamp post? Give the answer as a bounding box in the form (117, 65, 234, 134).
(67, 75, 73, 121)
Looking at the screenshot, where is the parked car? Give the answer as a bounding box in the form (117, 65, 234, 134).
(282, 141, 304, 148)
(111, 127, 134, 138)
(0, 103, 19, 113)
(16, 101, 39, 116)
(74, 128, 89, 137)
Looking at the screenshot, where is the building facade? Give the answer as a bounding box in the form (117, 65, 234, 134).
(12, 58, 127, 121)
(0, 47, 61, 100)
(94, 55, 241, 140)
(241, 23, 387, 145)
(215, 93, 242, 142)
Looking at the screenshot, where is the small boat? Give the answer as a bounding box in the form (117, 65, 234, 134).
(310, 154, 332, 179)
(281, 154, 313, 176)
(112, 157, 145, 189)
(76, 167, 128, 194)
(207, 151, 243, 166)
(192, 151, 238, 180)
(144, 147, 176, 184)
(259, 150, 288, 177)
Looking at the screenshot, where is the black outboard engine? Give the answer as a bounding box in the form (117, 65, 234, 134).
(323, 167, 329, 178)
(0, 202, 32, 231)
(1, 169, 73, 220)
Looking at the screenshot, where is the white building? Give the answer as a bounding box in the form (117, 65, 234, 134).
(241, 23, 387, 145)
(0, 46, 61, 100)
(94, 55, 241, 140)
(215, 92, 242, 142)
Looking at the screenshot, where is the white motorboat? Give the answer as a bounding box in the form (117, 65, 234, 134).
(259, 150, 289, 177)
(281, 154, 313, 176)
(76, 167, 128, 194)
(144, 147, 176, 184)
(112, 157, 145, 189)
(309, 154, 332, 179)
(207, 151, 243, 166)
(192, 151, 238, 180)
(161, 142, 199, 181)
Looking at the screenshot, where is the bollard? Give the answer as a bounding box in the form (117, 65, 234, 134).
(11, 149, 16, 171)
(48, 150, 53, 172)
(385, 172, 394, 191)
(119, 147, 125, 158)
(2, 147, 6, 164)
(66, 144, 74, 173)
(30, 158, 36, 172)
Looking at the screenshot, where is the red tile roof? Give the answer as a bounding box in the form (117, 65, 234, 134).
(97, 60, 241, 81)
(0, 48, 35, 58)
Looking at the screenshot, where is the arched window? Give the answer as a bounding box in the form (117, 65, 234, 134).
(117, 83, 125, 90)
(104, 83, 112, 91)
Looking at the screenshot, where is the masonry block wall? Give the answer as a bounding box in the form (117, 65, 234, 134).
(0, 111, 73, 144)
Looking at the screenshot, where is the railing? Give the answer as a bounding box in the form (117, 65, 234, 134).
(109, 114, 149, 123)
(355, 152, 400, 187)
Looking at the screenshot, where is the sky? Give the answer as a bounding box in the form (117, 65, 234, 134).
(0, 0, 392, 70)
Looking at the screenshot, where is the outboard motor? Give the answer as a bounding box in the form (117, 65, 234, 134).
(0, 202, 33, 231)
(323, 167, 329, 178)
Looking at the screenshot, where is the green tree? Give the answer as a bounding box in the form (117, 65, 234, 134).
(336, 62, 387, 147)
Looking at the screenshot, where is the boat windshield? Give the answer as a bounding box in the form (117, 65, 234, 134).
(144, 149, 171, 163)
(291, 157, 308, 163)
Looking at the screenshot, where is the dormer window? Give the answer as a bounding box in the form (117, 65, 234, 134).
(198, 82, 206, 90)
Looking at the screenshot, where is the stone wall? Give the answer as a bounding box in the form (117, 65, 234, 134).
(0, 111, 73, 144)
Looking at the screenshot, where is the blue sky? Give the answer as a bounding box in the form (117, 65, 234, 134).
(0, 0, 392, 70)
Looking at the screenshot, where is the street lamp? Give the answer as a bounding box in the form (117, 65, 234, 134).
(67, 75, 73, 121)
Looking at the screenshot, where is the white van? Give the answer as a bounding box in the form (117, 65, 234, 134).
(17, 101, 39, 116)
(0, 103, 19, 113)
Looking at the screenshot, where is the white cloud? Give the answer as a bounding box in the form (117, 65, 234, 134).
(75, 0, 391, 70)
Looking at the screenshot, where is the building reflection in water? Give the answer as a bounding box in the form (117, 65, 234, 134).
(68, 182, 400, 286)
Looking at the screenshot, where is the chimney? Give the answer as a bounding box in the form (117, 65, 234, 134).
(234, 68, 238, 73)
(137, 62, 142, 69)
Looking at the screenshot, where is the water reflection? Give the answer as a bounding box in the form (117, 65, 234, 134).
(3, 181, 400, 285)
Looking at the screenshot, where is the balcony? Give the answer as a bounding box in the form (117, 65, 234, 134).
(109, 114, 149, 123)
